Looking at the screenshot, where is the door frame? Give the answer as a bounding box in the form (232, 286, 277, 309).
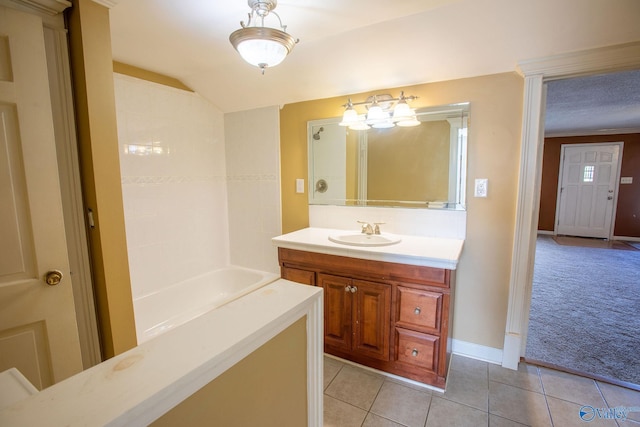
(1, 0, 102, 368)
(502, 41, 640, 369)
(45, 23, 102, 367)
(554, 142, 624, 240)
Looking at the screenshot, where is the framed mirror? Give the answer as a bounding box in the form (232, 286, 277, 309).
(308, 103, 469, 209)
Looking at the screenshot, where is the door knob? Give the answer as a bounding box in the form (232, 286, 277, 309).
(44, 270, 63, 286)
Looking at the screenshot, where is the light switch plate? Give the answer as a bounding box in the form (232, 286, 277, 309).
(621, 177, 633, 184)
(475, 178, 488, 197)
(296, 178, 305, 193)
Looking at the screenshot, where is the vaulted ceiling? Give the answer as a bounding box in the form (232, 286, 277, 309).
(109, 0, 640, 133)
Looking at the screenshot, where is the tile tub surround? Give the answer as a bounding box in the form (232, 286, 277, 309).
(114, 73, 230, 299)
(225, 107, 282, 274)
(324, 354, 640, 426)
(0, 280, 323, 426)
(272, 227, 464, 270)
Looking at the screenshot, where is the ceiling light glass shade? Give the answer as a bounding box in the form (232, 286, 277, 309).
(367, 106, 393, 128)
(366, 104, 386, 121)
(393, 101, 414, 119)
(230, 27, 297, 70)
(348, 121, 371, 131)
(339, 108, 358, 126)
(371, 120, 395, 129)
(396, 116, 421, 127)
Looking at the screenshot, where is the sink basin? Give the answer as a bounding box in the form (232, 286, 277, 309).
(328, 233, 401, 247)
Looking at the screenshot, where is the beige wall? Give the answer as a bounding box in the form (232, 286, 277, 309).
(280, 73, 524, 349)
(367, 121, 450, 203)
(152, 317, 308, 426)
(112, 61, 193, 92)
(67, 0, 136, 357)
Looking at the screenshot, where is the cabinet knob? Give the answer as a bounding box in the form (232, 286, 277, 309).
(345, 285, 352, 292)
(414, 307, 421, 315)
(350, 286, 357, 293)
(412, 349, 419, 357)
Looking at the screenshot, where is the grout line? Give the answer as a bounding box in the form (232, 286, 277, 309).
(537, 366, 555, 427)
(486, 357, 491, 423)
(593, 381, 623, 427)
(362, 378, 385, 425)
(422, 394, 433, 427)
(323, 361, 344, 392)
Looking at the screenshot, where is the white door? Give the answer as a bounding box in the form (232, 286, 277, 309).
(556, 143, 622, 239)
(0, 6, 83, 389)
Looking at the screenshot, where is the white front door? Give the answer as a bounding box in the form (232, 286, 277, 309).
(556, 143, 622, 239)
(0, 6, 83, 389)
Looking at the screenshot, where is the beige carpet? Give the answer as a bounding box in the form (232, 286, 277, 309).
(526, 235, 640, 386)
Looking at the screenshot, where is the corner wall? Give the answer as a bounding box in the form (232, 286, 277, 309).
(67, 0, 136, 357)
(280, 73, 524, 352)
(225, 107, 282, 273)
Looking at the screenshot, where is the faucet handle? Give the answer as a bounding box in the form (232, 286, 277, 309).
(357, 220, 373, 234)
(373, 222, 385, 234)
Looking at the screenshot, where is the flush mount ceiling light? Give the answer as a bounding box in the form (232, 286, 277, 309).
(229, 0, 299, 74)
(338, 92, 420, 130)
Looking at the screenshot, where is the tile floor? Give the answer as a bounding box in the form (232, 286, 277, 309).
(323, 354, 640, 427)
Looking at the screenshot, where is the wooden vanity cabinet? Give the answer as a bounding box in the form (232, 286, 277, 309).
(321, 274, 391, 362)
(278, 247, 455, 388)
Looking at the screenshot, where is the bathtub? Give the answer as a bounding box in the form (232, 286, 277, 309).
(133, 266, 279, 343)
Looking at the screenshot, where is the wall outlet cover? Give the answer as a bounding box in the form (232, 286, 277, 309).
(475, 178, 488, 197)
(620, 177, 633, 184)
(296, 178, 305, 193)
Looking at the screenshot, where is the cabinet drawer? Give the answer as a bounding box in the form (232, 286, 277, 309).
(395, 328, 439, 371)
(396, 287, 441, 332)
(282, 267, 316, 286)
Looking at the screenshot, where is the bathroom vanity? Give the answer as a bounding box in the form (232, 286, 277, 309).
(273, 227, 463, 389)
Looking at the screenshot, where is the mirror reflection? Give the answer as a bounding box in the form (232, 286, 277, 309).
(308, 103, 469, 209)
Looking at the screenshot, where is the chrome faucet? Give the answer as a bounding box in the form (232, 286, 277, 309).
(358, 221, 384, 235)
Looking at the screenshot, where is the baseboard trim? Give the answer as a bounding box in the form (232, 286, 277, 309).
(537, 230, 554, 236)
(451, 339, 503, 365)
(614, 235, 640, 242)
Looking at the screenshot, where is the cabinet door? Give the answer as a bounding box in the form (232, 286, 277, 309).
(320, 274, 352, 352)
(352, 280, 391, 361)
(282, 266, 316, 286)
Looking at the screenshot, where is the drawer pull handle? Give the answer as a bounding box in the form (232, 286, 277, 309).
(414, 307, 421, 315)
(412, 349, 419, 357)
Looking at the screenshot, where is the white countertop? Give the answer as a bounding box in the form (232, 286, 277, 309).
(272, 227, 464, 270)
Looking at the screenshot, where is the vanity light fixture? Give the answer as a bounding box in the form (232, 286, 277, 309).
(229, 0, 299, 74)
(338, 92, 420, 130)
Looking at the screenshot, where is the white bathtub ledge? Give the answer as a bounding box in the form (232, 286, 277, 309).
(0, 280, 323, 427)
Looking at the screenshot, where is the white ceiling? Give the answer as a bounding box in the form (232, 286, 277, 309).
(109, 0, 640, 132)
(545, 70, 640, 135)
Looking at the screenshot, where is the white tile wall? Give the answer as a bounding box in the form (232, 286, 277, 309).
(225, 107, 282, 273)
(115, 74, 230, 299)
